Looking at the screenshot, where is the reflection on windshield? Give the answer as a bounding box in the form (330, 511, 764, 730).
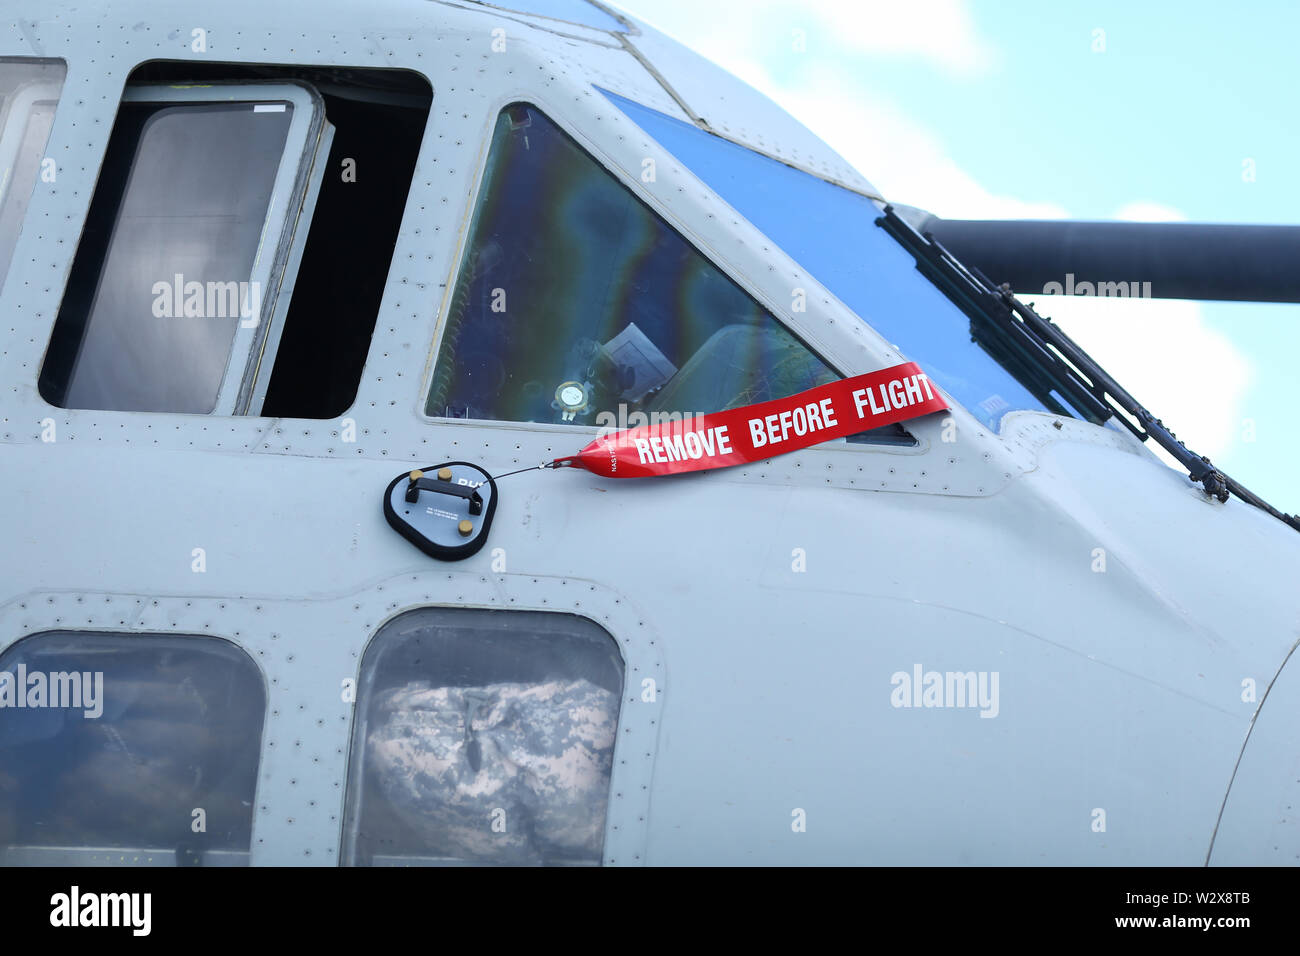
(601, 88, 1063, 431)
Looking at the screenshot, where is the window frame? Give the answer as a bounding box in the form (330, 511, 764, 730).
(418, 95, 856, 435)
(243, 96, 336, 416)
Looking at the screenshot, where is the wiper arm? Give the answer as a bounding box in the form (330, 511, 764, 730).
(877, 205, 1111, 424)
(876, 204, 1300, 534)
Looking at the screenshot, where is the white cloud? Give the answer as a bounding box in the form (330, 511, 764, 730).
(1029, 293, 1251, 462)
(761, 64, 1069, 218)
(612, 0, 1057, 216)
(804, 0, 998, 75)
(615, 0, 997, 76)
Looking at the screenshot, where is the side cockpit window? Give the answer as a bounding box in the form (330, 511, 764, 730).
(0, 632, 266, 866)
(0, 58, 65, 297)
(40, 83, 322, 414)
(344, 608, 624, 866)
(38, 66, 432, 419)
(426, 102, 840, 426)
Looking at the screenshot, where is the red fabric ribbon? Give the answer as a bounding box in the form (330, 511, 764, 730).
(555, 361, 948, 478)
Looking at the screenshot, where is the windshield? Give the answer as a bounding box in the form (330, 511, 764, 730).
(600, 88, 1071, 431)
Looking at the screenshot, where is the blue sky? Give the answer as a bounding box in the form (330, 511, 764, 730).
(614, 0, 1300, 515)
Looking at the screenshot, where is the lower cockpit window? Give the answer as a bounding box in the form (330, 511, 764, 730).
(344, 608, 624, 866)
(426, 102, 839, 426)
(0, 632, 265, 866)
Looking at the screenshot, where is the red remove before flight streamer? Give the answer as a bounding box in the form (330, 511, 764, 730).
(554, 361, 948, 478)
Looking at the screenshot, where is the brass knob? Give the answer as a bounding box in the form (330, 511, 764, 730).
(438, 467, 453, 481)
(457, 519, 474, 537)
(409, 469, 424, 481)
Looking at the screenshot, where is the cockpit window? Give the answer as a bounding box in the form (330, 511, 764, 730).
(39, 82, 329, 416)
(40, 88, 304, 414)
(0, 58, 65, 298)
(344, 608, 624, 866)
(600, 88, 1066, 431)
(0, 632, 265, 866)
(426, 102, 839, 425)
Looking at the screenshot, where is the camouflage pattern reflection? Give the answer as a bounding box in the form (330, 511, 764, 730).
(368, 678, 616, 864)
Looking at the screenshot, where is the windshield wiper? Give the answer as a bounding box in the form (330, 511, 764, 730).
(876, 203, 1300, 533)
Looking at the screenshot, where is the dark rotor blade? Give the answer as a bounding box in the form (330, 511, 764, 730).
(905, 215, 1300, 303)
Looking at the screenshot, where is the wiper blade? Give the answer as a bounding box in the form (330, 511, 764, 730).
(876, 204, 1300, 534)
